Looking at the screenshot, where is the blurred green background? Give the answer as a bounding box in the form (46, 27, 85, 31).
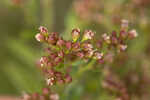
(0, 0, 150, 100)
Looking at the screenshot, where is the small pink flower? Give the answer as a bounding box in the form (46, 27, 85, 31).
(120, 30, 127, 39)
(40, 56, 49, 67)
(65, 41, 72, 50)
(35, 33, 45, 42)
(47, 35, 57, 45)
(76, 51, 84, 58)
(85, 50, 94, 58)
(119, 44, 127, 52)
(56, 38, 65, 47)
(72, 42, 81, 52)
(128, 29, 138, 39)
(82, 30, 95, 41)
(94, 52, 103, 60)
(102, 33, 111, 44)
(39, 26, 48, 34)
(72, 28, 80, 42)
(46, 78, 55, 86)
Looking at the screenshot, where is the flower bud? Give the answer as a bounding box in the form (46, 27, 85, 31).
(40, 56, 49, 67)
(39, 26, 48, 34)
(46, 77, 55, 86)
(82, 30, 95, 41)
(128, 29, 138, 39)
(56, 38, 65, 47)
(111, 36, 118, 45)
(72, 42, 81, 52)
(76, 51, 84, 58)
(50, 93, 59, 100)
(118, 44, 127, 52)
(58, 50, 64, 58)
(102, 33, 111, 44)
(35, 33, 45, 42)
(50, 53, 57, 59)
(65, 41, 72, 50)
(112, 31, 117, 37)
(72, 28, 80, 42)
(85, 50, 94, 58)
(120, 30, 127, 39)
(47, 69, 55, 76)
(93, 52, 103, 60)
(82, 42, 93, 51)
(47, 35, 57, 45)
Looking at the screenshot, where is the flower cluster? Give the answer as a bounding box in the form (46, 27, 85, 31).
(22, 88, 59, 100)
(32, 19, 138, 100)
(35, 26, 106, 86)
(35, 20, 138, 86)
(96, 19, 138, 54)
